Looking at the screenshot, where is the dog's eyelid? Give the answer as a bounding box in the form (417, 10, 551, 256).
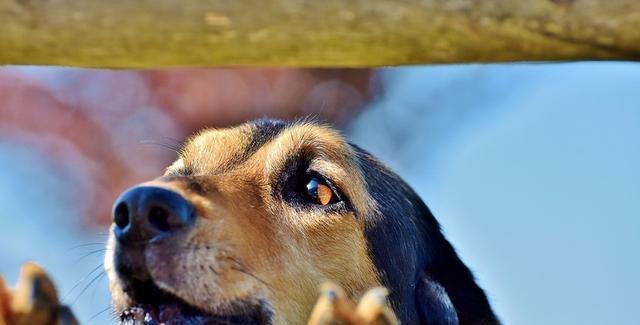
(305, 170, 335, 190)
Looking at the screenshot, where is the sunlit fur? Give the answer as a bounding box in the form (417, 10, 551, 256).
(106, 120, 381, 324)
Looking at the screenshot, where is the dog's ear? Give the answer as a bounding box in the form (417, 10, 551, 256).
(350, 144, 499, 324)
(416, 274, 458, 325)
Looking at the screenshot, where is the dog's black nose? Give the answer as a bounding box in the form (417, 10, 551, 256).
(112, 186, 195, 245)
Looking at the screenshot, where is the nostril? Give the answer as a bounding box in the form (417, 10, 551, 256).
(114, 202, 130, 229)
(148, 206, 171, 232)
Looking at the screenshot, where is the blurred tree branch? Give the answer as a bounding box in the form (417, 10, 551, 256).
(0, 0, 639, 67)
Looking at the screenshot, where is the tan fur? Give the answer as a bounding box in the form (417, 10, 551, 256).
(107, 122, 384, 323)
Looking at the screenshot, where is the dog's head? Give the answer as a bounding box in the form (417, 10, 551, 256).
(105, 119, 497, 324)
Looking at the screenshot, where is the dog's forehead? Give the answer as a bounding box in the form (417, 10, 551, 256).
(178, 120, 284, 171)
(175, 119, 352, 175)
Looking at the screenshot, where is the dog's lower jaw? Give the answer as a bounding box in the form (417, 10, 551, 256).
(118, 302, 272, 325)
(114, 280, 274, 325)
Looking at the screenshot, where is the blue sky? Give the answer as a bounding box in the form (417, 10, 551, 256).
(349, 62, 640, 325)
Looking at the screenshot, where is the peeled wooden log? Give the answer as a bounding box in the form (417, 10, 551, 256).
(1, 0, 639, 67)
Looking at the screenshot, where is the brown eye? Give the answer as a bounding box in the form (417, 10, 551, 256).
(305, 177, 336, 205)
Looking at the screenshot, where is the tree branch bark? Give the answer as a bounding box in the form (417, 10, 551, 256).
(1, 0, 639, 68)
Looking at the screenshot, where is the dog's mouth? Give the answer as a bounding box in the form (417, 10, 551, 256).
(118, 279, 270, 325)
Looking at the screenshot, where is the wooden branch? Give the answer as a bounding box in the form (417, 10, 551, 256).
(1, 0, 639, 67)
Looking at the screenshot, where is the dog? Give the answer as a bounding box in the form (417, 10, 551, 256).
(0, 119, 499, 324)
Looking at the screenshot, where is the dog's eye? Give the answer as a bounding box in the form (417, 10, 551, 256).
(305, 177, 338, 205)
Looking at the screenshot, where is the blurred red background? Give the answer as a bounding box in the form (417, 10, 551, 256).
(0, 68, 374, 226)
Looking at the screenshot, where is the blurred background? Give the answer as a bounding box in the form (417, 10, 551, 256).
(0, 63, 638, 325)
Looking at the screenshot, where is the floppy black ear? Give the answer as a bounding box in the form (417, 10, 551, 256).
(350, 144, 500, 324)
(417, 274, 459, 325)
